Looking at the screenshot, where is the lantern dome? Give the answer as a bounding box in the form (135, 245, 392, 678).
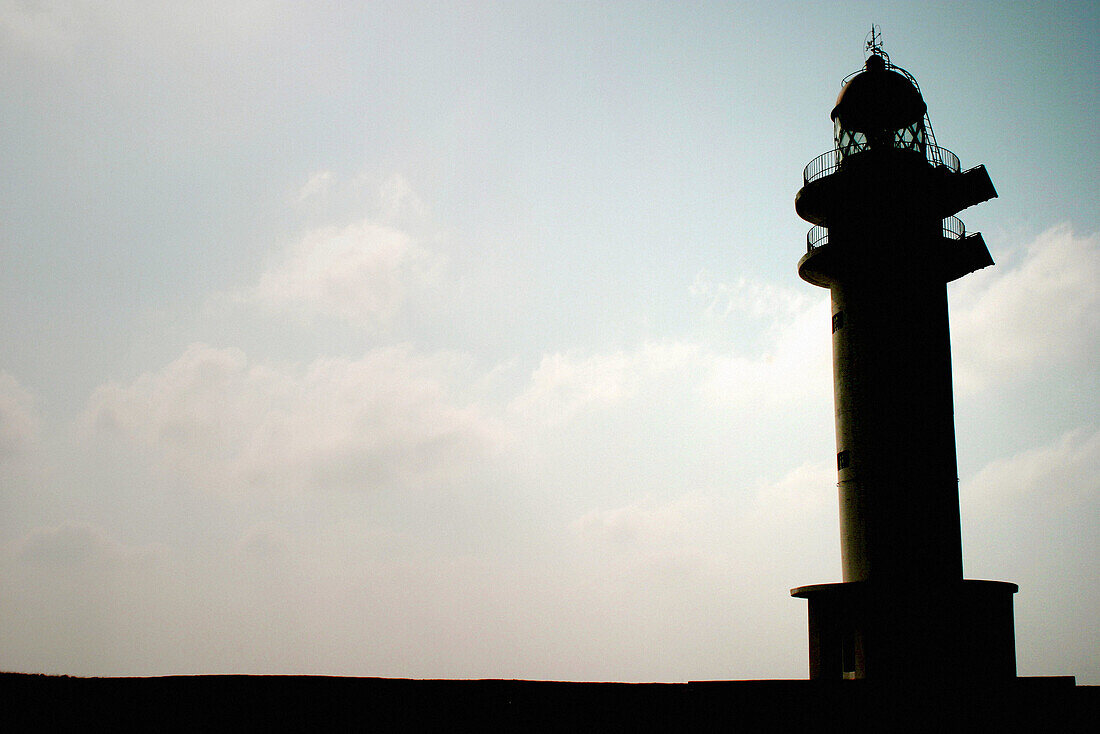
(831, 54, 927, 131)
(829, 54, 929, 162)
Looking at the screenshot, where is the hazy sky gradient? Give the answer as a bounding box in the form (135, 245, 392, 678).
(1, 1, 1097, 681)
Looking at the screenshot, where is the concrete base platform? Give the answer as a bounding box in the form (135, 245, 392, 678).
(791, 579, 1018, 680)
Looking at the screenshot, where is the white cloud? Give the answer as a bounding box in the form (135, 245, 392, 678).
(952, 225, 1100, 392)
(511, 280, 832, 426)
(551, 460, 840, 680)
(294, 171, 427, 225)
(570, 458, 838, 580)
(960, 426, 1100, 681)
(377, 174, 427, 222)
(512, 342, 698, 425)
(0, 371, 39, 464)
(691, 270, 811, 322)
(239, 218, 440, 328)
(964, 426, 1100, 513)
(699, 291, 832, 408)
(296, 170, 334, 202)
(703, 333, 827, 408)
(84, 343, 506, 496)
(568, 494, 737, 595)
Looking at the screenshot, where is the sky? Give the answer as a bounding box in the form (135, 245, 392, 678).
(0, 1, 1096, 682)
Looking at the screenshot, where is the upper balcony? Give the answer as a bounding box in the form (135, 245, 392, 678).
(802, 144, 960, 186)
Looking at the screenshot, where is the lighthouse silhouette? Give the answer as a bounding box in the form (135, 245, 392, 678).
(789, 36, 1017, 681)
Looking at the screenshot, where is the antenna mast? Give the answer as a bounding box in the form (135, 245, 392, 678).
(864, 24, 888, 64)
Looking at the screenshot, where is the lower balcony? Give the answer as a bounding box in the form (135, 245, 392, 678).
(798, 216, 993, 287)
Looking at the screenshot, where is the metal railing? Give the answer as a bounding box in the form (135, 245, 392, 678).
(942, 216, 965, 240)
(804, 218, 966, 254)
(803, 150, 839, 185)
(806, 225, 829, 252)
(927, 145, 960, 171)
(802, 143, 961, 185)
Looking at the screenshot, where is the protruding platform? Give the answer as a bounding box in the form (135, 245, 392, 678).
(791, 580, 1018, 681)
(797, 230, 994, 288)
(795, 157, 997, 227)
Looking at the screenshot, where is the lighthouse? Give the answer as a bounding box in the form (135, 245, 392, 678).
(789, 38, 1018, 681)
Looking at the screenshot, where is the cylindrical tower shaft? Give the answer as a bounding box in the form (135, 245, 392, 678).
(829, 227, 963, 584)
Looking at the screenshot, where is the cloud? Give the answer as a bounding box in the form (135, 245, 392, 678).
(0, 0, 83, 56)
(700, 294, 831, 409)
(296, 170, 334, 202)
(570, 457, 837, 577)
(295, 171, 428, 224)
(236, 218, 441, 328)
(512, 278, 832, 426)
(691, 270, 811, 322)
(690, 274, 832, 410)
(0, 371, 39, 464)
(84, 343, 506, 496)
(551, 460, 840, 680)
(377, 174, 427, 222)
(512, 342, 698, 425)
(572, 495, 697, 549)
(227, 173, 440, 328)
(1, 2, 278, 60)
(960, 426, 1100, 681)
(965, 426, 1100, 513)
(960, 424, 1099, 591)
(14, 523, 162, 570)
(952, 225, 1100, 392)
(0, 522, 172, 675)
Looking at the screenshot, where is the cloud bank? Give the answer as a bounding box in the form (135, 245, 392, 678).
(85, 343, 504, 496)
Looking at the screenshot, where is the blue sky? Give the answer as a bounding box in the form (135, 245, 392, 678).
(0, 1, 1096, 681)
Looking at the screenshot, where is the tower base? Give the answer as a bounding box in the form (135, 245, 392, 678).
(791, 580, 1017, 680)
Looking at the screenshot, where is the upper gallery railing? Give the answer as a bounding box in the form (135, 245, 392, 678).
(803, 144, 961, 185)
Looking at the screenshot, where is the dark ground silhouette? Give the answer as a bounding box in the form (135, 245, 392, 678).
(2, 673, 1094, 731)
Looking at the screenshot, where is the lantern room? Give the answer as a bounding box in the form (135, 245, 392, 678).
(831, 54, 928, 164)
